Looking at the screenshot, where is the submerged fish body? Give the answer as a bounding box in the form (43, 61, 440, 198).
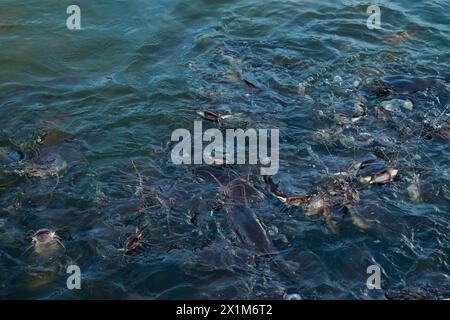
(193, 166, 236, 185)
(224, 202, 297, 281)
(225, 203, 271, 253)
(23, 152, 67, 178)
(196, 110, 232, 122)
(0, 140, 35, 165)
(226, 178, 264, 204)
(0, 147, 25, 164)
(370, 167, 398, 185)
(222, 178, 270, 251)
(305, 195, 325, 216)
(423, 121, 450, 140)
(242, 72, 261, 89)
(378, 75, 447, 94)
(345, 204, 371, 230)
(194, 167, 271, 252)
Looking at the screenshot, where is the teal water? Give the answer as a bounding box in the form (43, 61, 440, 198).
(0, 0, 449, 299)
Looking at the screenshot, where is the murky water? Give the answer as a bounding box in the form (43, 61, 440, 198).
(0, 0, 449, 299)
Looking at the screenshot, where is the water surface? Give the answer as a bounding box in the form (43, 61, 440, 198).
(0, 0, 449, 299)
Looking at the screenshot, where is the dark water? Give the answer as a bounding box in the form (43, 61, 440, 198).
(0, 0, 449, 299)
